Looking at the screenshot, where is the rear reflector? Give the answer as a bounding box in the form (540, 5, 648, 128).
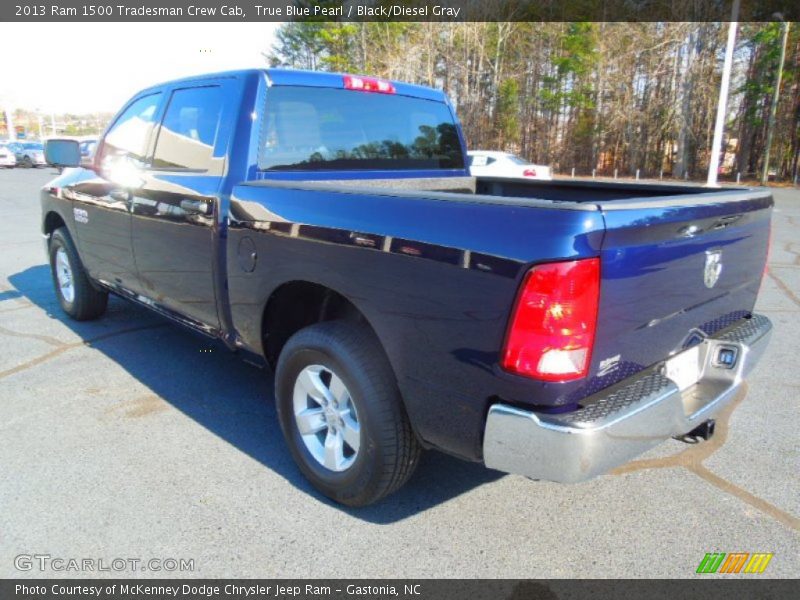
(759, 222, 772, 295)
(343, 75, 396, 94)
(764, 222, 772, 276)
(502, 258, 600, 382)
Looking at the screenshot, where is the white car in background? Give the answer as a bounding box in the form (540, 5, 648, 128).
(0, 144, 17, 168)
(468, 150, 552, 180)
(15, 142, 47, 168)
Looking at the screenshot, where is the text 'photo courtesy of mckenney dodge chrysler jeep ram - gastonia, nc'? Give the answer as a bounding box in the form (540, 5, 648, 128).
(40, 68, 773, 507)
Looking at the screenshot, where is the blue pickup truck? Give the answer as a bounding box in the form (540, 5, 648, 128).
(42, 69, 773, 506)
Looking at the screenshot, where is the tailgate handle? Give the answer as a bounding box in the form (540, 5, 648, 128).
(678, 214, 743, 237)
(713, 215, 742, 230)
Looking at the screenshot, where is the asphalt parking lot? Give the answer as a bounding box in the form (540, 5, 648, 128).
(1, 168, 798, 578)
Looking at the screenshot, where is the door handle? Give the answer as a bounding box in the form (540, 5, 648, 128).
(109, 189, 130, 202)
(180, 199, 210, 215)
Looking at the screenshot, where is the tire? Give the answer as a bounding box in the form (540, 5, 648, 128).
(275, 320, 421, 506)
(48, 227, 108, 321)
(22, 156, 33, 168)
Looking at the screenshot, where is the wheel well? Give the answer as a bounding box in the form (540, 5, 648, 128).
(262, 281, 373, 368)
(44, 211, 66, 237)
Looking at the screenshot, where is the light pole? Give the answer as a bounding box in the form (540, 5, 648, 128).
(761, 16, 791, 185)
(3, 107, 15, 142)
(706, 0, 740, 187)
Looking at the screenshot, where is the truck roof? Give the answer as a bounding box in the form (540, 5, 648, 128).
(137, 68, 448, 103)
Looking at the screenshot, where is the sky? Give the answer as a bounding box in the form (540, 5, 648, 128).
(0, 23, 280, 114)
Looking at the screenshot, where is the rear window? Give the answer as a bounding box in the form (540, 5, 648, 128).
(259, 86, 464, 172)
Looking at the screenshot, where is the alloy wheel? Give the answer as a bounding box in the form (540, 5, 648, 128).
(292, 364, 361, 472)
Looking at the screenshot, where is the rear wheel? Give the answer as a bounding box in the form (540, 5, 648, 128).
(275, 320, 421, 506)
(48, 227, 108, 320)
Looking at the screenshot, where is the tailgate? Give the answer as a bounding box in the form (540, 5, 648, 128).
(592, 189, 772, 381)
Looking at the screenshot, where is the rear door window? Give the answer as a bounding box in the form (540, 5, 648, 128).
(259, 86, 464, 171)
(152, 86, 224, 171)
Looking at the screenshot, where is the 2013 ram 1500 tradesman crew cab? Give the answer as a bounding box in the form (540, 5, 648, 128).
(42, 69, 773, 506)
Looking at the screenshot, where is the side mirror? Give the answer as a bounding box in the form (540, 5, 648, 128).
(44, 139, 81, 168)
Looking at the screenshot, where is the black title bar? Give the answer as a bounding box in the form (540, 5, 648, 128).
(3, 0, 799, 22)
(2, 580, 800, 600)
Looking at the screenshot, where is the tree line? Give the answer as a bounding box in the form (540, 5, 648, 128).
(268, 22, 800, 182)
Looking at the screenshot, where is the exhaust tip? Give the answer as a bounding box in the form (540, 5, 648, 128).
(676, 419, 716, 443)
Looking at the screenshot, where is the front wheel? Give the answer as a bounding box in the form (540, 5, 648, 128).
(49, 227, 108, 320)
(275, 320, 421, 506)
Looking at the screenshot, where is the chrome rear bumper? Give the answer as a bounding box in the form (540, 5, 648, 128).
(483, 314, 772, 483)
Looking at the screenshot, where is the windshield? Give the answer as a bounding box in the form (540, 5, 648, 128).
(259, 86, 465, 171)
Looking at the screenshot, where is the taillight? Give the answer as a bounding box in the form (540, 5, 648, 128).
(502, 258, 600, 382)
(343, 75, 396, 94)
(523, 168, 537, 177)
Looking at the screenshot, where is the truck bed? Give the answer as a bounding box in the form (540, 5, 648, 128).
(244, 175, 770, 211)
(231, 173, 771, 460)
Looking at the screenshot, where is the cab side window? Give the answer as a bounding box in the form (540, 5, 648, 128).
(98, 93, 162, 169)
(152, 86, 223, 171)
